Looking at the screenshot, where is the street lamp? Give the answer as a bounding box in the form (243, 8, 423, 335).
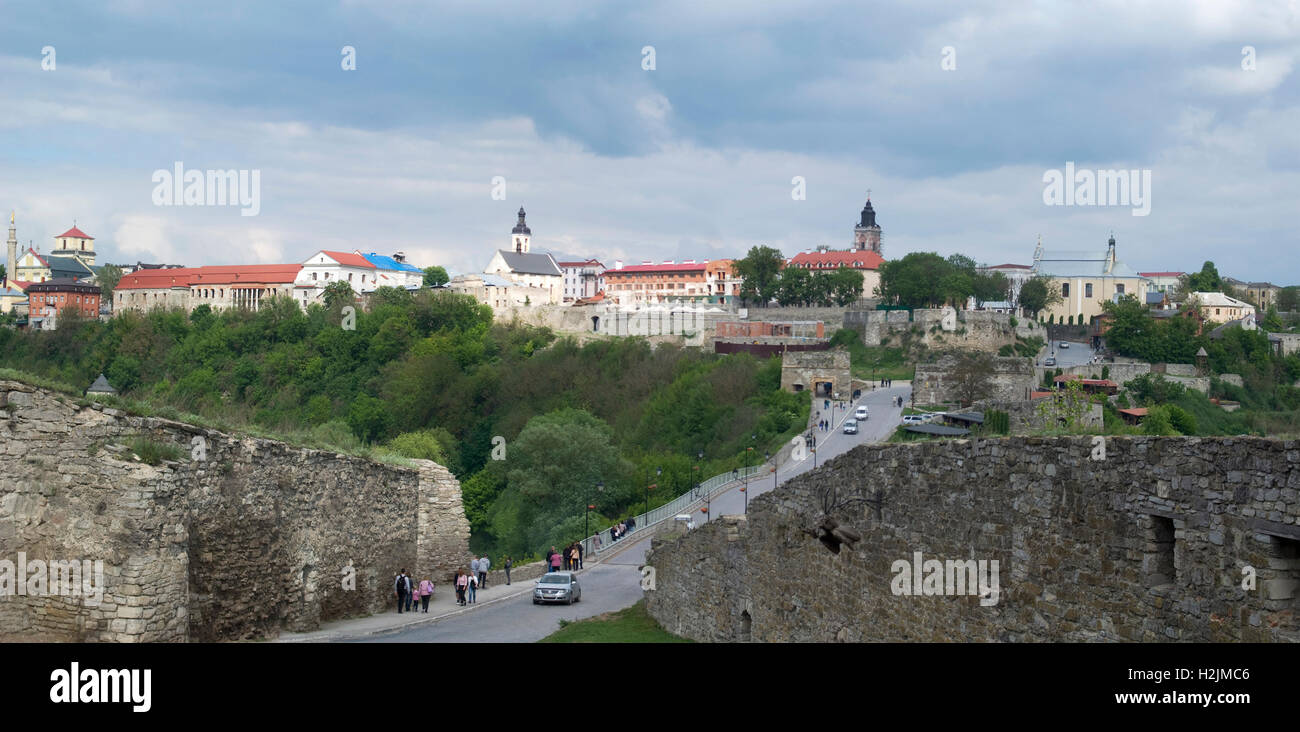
(646, 466, 660, 518)
(586, 481, 604, 540)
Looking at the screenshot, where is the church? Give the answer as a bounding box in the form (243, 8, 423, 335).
(480, 207, 562, 304)
(785, 194, 886, 299)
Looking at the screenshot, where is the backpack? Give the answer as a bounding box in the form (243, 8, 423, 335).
(394, 574, 407, 593)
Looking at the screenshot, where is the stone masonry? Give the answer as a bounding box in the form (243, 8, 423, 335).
(0, 379, 471, 642)
(913, 353, 1036, 404)
(646, 435, 1300, 642)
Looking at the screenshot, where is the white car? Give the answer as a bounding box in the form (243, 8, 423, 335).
(854, 406, 869, 420)
(1059, 342, 1070, 349)
(901, 414, 925, 424)
(842, 418, 859, 434)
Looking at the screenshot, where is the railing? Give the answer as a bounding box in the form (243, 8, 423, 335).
(582, 464, 766, 557)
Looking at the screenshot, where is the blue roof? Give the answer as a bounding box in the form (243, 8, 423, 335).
(361, 253, 422, 273)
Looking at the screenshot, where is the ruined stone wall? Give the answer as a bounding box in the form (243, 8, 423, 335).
(974, 398, 1103, 432)
(913, 354, 1035, 404)
(0, 380, 470, 642)
(848, 308, 1019, 351)
(646, 436, 1300, 643)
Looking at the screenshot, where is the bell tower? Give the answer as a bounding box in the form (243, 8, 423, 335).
(852, 193, 882, 254)
(511, 207, 532, 254)
(5, 213, 16, 284)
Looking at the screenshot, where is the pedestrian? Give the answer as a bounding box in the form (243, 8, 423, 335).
(454, 570, 468, 606)
(418, 576, 434, 612)
(576, 541, 583, 569)
(470, 556, 480, 585)
(550, 549, 562, 573)
(466, 572, 478, 604)
(394, 569, 410, 613)
(479, 555, 490, 589)
(504, 556, 512, 585)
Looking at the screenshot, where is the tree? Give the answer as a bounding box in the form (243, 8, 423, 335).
(1278, 286, 1299, 313)
(827, 267, 864, 306)
(1035, 378, 1091, 431)
(422, 266, 449, 288)
(951, 352, 995, 407)
(97, 264, 124, 298)
(972, 270, 1010, 304)
(775, 266, 811, 306)
(877, 252, 952, 308)
(322, 280, 355, 310)
(1016, 276, 1060, 318)
(734, 246, 785, 306)
(1183, 261, 1225, 294)
(0, 263, 6, 282)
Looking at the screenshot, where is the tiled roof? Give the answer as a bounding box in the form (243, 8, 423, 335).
(320, 250, 375, 268)
(56, 226, 93, 240)
(985, 263, 1032, 270)
(609, 261, 708, 274)
(117, 264, 303, 290)
(495, 250, 562, 277)
(557, 259, 605, 268)
(787, 250, 885, 270)
(1190, 291, 1252, 308)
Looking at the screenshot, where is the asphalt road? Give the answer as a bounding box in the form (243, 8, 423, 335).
(353, 383, 912, 644)
(1043, 340, 1098, 368)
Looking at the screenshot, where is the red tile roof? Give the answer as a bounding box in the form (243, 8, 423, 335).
(986, 263, 1032, 269)
(1118, 408, 1149, 417)
(320, 250, 375, 268)
(557, 259, 604, 268)
(56, 226, 93, 240)
(787, 250, 884, 270)
(609, 262, 708, 273)
(21, 247, 48, 267)
(117, 264, 303, 290)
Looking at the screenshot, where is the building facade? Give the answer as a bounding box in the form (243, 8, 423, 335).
(1137, 271, 1185, 294)
(1190, 291, 1255, 324)
(26, 278, 101, 328)
(786, 248, 884, 299)
(115, 265, 303, 314)
(1032, 234, 1150, 323)
(603, 261, 710, 305)
(557, 259, 605, 302)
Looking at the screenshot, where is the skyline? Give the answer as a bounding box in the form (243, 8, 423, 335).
(2, 1, 1297, 282)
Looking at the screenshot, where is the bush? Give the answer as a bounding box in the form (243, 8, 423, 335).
(998, 344, 1015, 357)
(1167, 404, 1198, 435)
(985, 410, 1010, 435)
(1009, 316, 1018, 328)
(126, 436, 185, 465)
(1101, 365, 1110, 380)
(1142, 406, 1177, 436)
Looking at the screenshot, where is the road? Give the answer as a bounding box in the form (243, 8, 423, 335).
(1042, 340, 1098, 368)
(354, 382, 912, 643)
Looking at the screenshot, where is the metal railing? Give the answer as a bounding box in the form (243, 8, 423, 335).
(582, 464, 766, 557)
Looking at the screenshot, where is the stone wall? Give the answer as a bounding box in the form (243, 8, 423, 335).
(913, 354, 1036, 405)
(646, 435, 1300, 642)
(780, 350, 852, 396)
(974, 398, 1103, 433)
(847, 308, 1020, 352)
(0, 380, 470, 642)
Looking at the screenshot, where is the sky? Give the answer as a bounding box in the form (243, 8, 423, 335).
(2, 0, 1298, 283)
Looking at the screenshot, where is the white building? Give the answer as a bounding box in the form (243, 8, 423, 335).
(482, 207, 562, 304)
(557, 258, 605, 302)
(294, 250, 381, 307)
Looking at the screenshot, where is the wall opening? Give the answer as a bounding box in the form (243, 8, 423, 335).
(1265, 536, 1300, 611)
(739, 610, 752, 642)
(591, 316, 600, 332)
(1145, 515, 1176, 588)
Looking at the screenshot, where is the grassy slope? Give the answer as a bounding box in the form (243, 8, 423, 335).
(538, 600, 691, 643)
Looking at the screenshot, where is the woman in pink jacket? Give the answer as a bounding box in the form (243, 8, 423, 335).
(417, 577, 434, 612)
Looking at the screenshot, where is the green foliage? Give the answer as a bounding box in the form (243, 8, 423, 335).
(1141, 405, 1177, 435)
(1101, 365, 1110, 380)
(322, 280, 355, 310)
(97, 264, 124, 297)
(877, 252, 1004, 308)
(125, 436, 185, 465)
(1035, 379, 1091, 432)
(733, 246, 785, 305)
(1167, 404, 1198, 435)
(1279, 286, 1299, 313)
(422, 265, 449, 288)
(1017, 277, 1061, 317)
(984, 410, 1010, 435)
(998, 344, 1014, 357)
(539, 600, 688, 643)
(1125, 373, 1186, 405)
(1183, 261, 1226, 294)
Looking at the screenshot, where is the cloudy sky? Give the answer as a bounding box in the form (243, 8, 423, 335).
(3, 0, 1298, 282)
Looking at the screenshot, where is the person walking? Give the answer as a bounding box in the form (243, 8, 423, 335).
(418, 577, 434, 612)
(394, 569, 410, 614)
(466, 571, 478, 604)
(478, 555, 490, 589)
(470, 556, 480, 587)
(504, 556, 512, 585)
(549, 549, 562, 573)
(575, 541, 583, 570)
(546, 546, 557, 572)
(454, 570, 468, 606)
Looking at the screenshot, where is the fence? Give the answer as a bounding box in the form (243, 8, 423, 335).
(581, 464, 767, 557)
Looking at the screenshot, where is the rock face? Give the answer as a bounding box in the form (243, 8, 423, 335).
(0, 380, 470, 642)
(645, 435, 1300, 643)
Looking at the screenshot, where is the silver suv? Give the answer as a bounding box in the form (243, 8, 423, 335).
(534, 572, 582, 605)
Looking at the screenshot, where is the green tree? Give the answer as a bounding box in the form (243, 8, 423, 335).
(347, 394, 391, 443)
(877, 252, 951, 308)
(1278, 286, 1299, 313)
(1183, 261, 1225, 294)
(951, 352, 995, 407)
(775, 266, 811, 306)
(322, 280, 355, 311)
(422, 265, 449, 288)
(1017, 276, 1061, 318)
(97, 264, 124, 298)
(734, 246, 785, 306)
(828, 267, 865, 306)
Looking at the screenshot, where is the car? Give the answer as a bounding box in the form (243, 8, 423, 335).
(854, 406, 869, 420)
(1043, 357, 1057, 367)
(533, 572, 581, 605)
(1059, 342, 1070, 349)
(842, 418, 858, 434)
(901, 414, 925, 424)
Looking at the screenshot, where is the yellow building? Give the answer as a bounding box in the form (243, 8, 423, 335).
(1189, 291, 1254, 324)
(1031, 234, 1150, 323)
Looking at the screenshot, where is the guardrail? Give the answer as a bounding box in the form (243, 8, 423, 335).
(582, 464, 766, 557)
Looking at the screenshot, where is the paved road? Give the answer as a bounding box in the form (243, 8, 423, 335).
(1044, 340, 1098, 368)
(353, 383, 912, 644)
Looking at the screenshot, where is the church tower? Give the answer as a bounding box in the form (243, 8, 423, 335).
(6, 213, 16, 284)
(852, 195, 882, 254)
(511, 207, 531, 254)
(51, 224, 95, 266)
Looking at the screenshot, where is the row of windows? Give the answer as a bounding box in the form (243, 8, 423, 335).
(31, 293, 96, 304)
(1062, 282, 1126, 298)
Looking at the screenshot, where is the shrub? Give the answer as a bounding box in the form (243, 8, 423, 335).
(126, 436, 185, 465)
(1167, 404, 1198, 435)
(1101, 365, 1110, 380)
(998, 344, 1015, 357)
(1009, 316, 1018, 328)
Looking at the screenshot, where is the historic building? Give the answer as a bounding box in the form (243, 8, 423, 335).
(1189, 291, 1255, 324)
(852, 195, 882, 254)
(26, 278, 102, 329)
(482, 208, 562, 304)
(115, 264, 303, 314)
(557, 259, 605, 302)
(604, 260, 710, 305)
(1031, 233, 1151, 323)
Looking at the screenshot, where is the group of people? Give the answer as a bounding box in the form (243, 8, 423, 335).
(546, 543, 583, 572)
(610, 517, 635, 541)
(880, 377, 893, 388)
(392, 569, 436, 613)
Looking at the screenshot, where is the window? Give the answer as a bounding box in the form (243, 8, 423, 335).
(1145, 515, 1176, 588)
(1116, 283, 1125, 294)
(1085, 283, 1093, 298)
(1062, 283, 1070, 297)
(1216, 308, 1221, 315)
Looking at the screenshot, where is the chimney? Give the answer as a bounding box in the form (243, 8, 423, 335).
(393, 251, 406, 263)
(615, 260, 624, 270)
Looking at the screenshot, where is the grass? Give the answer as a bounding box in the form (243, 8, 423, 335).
(538, 600, 690, 643)
(0, 367, 80, 395)
(125, 436, 186, 465)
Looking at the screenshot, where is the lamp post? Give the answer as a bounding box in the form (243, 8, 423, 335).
(586, 481, 604, 540)
(646, 466, 660, 518)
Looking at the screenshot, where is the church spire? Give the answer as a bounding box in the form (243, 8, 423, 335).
(510, 207, 532, 253)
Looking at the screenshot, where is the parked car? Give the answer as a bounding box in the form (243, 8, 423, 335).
(901, 414, 925, 424)
(1044, 357, 1057, 367)
(842, 418, 859, 434)
(534, 572, 581, 605)
(855, 405, 869, 420)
